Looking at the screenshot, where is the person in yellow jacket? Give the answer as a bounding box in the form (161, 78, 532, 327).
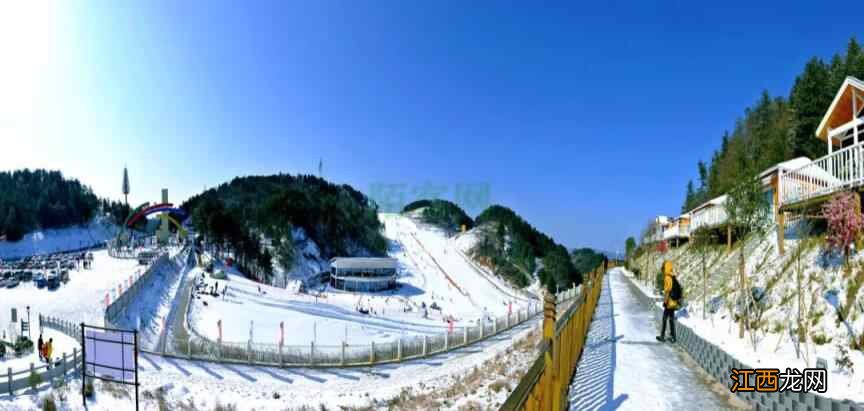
(656, 260, 679, 343)
(45, 338, 54, 368)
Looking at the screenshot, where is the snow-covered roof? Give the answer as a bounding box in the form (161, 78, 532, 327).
(329, 257, 398, 270)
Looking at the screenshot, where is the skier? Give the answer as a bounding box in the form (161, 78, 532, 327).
(656, 260, 682, 343)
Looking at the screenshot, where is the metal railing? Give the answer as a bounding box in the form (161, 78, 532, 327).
(780, 142, 863, 207)
(176, 300, 548, 367)
(40, 314, 83, 345)
(500, 262, 607, 411)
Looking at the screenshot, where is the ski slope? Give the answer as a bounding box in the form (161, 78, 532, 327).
(186, 213, 534, 346)
(381, 213, 533, 319)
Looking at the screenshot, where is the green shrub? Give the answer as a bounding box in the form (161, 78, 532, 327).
(14, 337, 33, 355)
(812, 333, 832, 345)
(41, 395, 57, 411)
(84, 381, 95, 398)
(655, 270, 664, 294)
(28, 371, 42, 391)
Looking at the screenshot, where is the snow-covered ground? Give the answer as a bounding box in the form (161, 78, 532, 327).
(187, 213, 535, 346)
(0, 218, 117, 261)
(113, 250, 195, 350)
(0, 212, 544, 410)
(0, 314, 541, 411)
(567, 268, 747, 410)
(0, 323, 79, 374)
(631, 231, 864, 404)
(1, 250, 144, 329)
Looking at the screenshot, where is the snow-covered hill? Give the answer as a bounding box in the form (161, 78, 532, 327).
(184, 213, 535, 346)
(0, 217, 118, 260)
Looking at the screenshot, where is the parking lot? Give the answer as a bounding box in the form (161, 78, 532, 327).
(0, 251, 94, 291)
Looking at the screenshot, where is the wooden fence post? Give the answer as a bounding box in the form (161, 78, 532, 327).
(422, 335, 428, 356)
(542, 291, 557, 410)
(7, 367, 11, 396)
(370, 342, 375, 364)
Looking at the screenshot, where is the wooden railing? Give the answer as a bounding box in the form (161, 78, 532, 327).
(780, 142, 862, 207)
(500, 263, 605, 411)
(690, 201, 728, 231)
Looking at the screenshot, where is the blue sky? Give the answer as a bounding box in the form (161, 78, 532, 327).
(0, 2, 859, 252)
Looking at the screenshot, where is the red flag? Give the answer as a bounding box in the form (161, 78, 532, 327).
(105, 293, 110, 307)
(448, 320, 453, 333)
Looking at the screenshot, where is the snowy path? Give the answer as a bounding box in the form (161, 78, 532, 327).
(567, 270, 745, 410)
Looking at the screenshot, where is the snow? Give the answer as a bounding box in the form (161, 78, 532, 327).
(0, 219, 117, 261)
(186, 213, 536, 346)
(0, 213, 545, 410)
(2, 250, 144, 328)
(0, 324, 79, 373)
(568, 268, 746, 410)
(112, 250, 195, 350)
(631, 232, 864, 404)
(0, 315, 541, 411)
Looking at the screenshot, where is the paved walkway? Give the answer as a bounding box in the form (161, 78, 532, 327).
(567, 270, 743, 410)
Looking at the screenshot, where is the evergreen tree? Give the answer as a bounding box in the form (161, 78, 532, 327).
(789, 57, 831, 159)
(682, 180, 696, 213)
(624, 237, 637, 261)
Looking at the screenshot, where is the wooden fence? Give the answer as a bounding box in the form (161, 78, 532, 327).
(500, 263, 606, 411)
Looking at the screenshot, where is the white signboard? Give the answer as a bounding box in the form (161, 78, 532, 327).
(84, 328, 136, 383)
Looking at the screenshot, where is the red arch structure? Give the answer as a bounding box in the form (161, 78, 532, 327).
(125, 203, 187, 228)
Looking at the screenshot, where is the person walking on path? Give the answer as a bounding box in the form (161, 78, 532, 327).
(37, 334, 44, 362)
(656, 260, 682, 343)
(45, 338, 54, 368)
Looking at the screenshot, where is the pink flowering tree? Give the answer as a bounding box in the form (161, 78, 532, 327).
(822, 192, 864, 259)
(656, 240, 668, 254)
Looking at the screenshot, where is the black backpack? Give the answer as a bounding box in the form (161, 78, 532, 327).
(670, 276, 683, 301)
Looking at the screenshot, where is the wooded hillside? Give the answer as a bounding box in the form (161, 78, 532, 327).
(682, 38, 864, 212)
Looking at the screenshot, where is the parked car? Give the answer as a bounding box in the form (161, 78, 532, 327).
(19, 271, 33, 282)
(5, 277, 19, 288)
(46, 272, 60, 289)
(34, 273, 47, 288)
